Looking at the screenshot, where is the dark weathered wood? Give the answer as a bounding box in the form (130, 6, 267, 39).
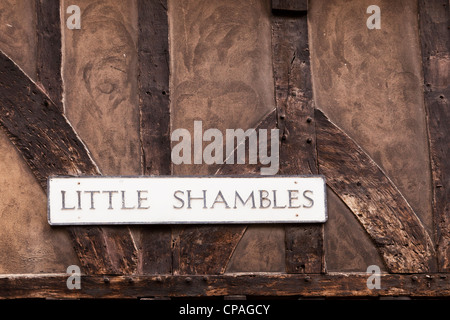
(69, 226, 137, 275)
(315, 109, 436, 273)
(36, 0, 62, 111)
(0, 49, 99, 189)
(137, 0, 172, 275)
(272, 0, 307, 12)
(137, 227, 172, 275)
(0, 273, 449, 299)
(0, 50, 137, 275)
(173, 225, 246, 275)
(138, 0, 171, 176)
(272, 11, 323, 273)
(418, 0, 450, 272)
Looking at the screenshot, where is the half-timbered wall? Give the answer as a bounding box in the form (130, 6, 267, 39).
(0, 0, 448, 298)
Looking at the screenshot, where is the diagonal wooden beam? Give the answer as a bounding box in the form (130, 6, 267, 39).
(315, 108, 436, 273)
(0, 49, 137, 275)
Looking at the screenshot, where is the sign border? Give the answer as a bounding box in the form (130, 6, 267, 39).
(47, 175, 328, 226)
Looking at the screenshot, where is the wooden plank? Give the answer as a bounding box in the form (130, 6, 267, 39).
(138, 0, 171, 176)
(36, 0, 62, 111)
(0, 50, 137, 275)
(137, 0, 172, 275)
(272, 0, 307, 12)
(173, 225, 246, 275)
(315, 109, 436, 273)
(0, 50, 99, 188)
(0, 273, 449, 299)
(418, 0, 450, 272)
(272, 11, 323, 273)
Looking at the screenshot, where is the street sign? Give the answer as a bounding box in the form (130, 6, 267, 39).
(48, 176, 327, 225)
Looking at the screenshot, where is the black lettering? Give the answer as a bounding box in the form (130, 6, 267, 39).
(234, 191, 256, 208)
(303, 190, 314, 208)
(259, 190, 271, 208)
(137, 190, 150, 209)
(85, 191, 100, 209)
(173, 190, 185, 209)
(187, 190, 207, 209)
(272, 190, 286, 208)
(61, 190, 75, 210)
(102, 191, 118, 209)
(121, 190, 135, 209)
(288, 190, 301, 208)
(211, 190, 230, 208)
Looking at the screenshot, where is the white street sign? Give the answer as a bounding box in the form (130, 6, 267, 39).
(48, 176, 327, 225)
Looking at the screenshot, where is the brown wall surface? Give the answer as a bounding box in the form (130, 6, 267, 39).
(0, 0, 78, 273)
(169, 0, 276, 175)
(62, 0, 140, 176)
(309, 0, 431, 230)
(0, 0, 445, 293)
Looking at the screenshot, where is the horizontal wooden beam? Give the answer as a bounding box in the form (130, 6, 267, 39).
(0, 273, 448, 299)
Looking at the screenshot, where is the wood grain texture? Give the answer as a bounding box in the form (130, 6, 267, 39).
(1, 273, 449, 299)
(0, 50, 137, 275)
(138, 0, 171, 176)
(418, 0, 450, 272)
(136, 0, 172, 275)
(272, 11, 323, 273)
(315, 109, 436, 273)
(172, 225, 246, 275)
(0, 49, 99, 188)
(36, 0, 62, 111)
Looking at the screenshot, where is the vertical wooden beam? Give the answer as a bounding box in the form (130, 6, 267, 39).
(138, 0, 171, 175)
(418, 0, 450, 272)
(271, 10, 324, 273)
(36, 0, 63, 111)
(137, 0, 172, 274)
